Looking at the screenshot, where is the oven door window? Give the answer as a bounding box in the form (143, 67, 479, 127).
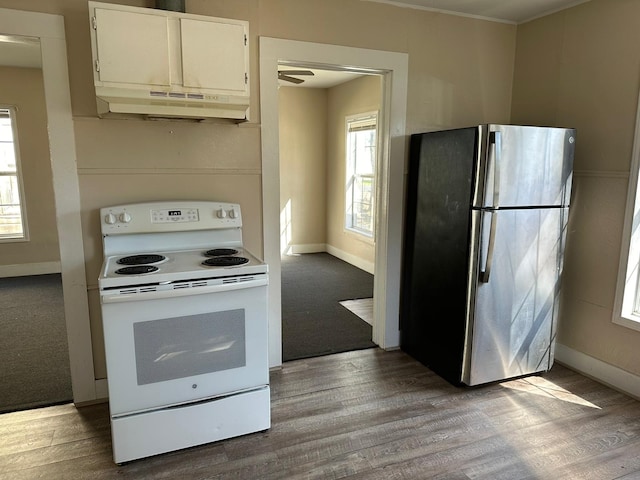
(133, 309, 245, 385)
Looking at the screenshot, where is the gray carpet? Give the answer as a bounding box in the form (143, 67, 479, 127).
(281, 253, 376, 361)
(0, 274, 73, 413)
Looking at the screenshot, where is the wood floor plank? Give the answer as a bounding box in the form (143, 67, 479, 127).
(0, 348, 639, 479)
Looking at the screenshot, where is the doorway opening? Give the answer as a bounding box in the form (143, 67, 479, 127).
(1, 8, 95, 407)
(0, 36, 72, 413)
(277, 65, 382, 361)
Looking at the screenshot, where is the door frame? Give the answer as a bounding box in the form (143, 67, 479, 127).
(259, 37, 408, 367)
(0, 8, 95, 403)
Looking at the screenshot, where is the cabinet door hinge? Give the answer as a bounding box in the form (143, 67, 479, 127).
(244, 34, 247, 46)
(245, 73, 248, 84)
(92, 16, 97, 30)
(95, 59, 100, 72)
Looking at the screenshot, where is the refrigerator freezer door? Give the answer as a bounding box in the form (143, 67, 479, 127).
(464, 207, 566, 386)
(478, 125, 575, 209)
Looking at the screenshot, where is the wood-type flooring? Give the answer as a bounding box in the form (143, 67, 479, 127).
(1, 348, 639, 479)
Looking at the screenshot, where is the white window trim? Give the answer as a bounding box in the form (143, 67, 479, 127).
(0, 105, 29, 243)
(344, 110, 378, 240)
(613, 91, 640, 332)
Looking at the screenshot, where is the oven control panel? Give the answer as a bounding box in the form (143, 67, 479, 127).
(100, 201, 243, 235)
(151, 208, 199, 224)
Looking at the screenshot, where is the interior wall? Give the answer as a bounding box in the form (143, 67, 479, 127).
(326, 75, 381, 268)
(278, 86, 327, 253)
(0, 66, 60, 272)
(0, 0, 516, 380)
(511, 0, 640, 376)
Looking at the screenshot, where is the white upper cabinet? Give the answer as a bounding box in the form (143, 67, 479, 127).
(88, 1, 250, 120)
(180, 18, 247, 94)
(94, 7, 171, 87)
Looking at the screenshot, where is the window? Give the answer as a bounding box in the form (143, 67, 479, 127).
(0, 107, 28, 241)
(345, 112, 377, 238)
(613, 94, 640, 332)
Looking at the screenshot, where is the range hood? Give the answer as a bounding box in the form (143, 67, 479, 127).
(95, 86, 250, 120)
(89, 1, 250, 121)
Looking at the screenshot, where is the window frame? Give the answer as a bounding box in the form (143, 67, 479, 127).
(344, 110, 378, 240)
(0, 105, 29, 243)
(613, 92, 640, 332)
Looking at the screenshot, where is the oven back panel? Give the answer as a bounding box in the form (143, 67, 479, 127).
(101, 201, 246, 257)
(101, 201, 243, 236)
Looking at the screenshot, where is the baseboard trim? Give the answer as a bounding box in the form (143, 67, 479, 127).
(73, 378, 109, 407)
(95, 378, 109, 400)
(326, 245, 374, 275)
(0, 261, 61, 278)
(283, 244, 375, 275)
(285, 243, 327, 255)
(555, 343, 640, 400)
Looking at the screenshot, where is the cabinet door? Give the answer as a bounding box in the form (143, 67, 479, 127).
(94, 7, 171, 86)
(180, 18, 247, 94)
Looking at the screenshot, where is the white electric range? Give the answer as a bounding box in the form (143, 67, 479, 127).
(98, 201, 270, 464)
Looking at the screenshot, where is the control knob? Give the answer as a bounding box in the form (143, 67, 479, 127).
(229, 209, 238, 219)
(119, 212, 132, 223)
(105, 213, 117, 225)
(217, 208, 227, 219)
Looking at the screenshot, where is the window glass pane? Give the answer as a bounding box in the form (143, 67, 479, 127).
(345, 112, 377, 237)
(352, 174, 374, 233)
(0, 175, 24, 237)
(0, 107, 26, 240)
(353, 129, 376, 175)
(0, 116, 12, 141)
(0, 116, 17, 172)
(0, 144, 17, 173)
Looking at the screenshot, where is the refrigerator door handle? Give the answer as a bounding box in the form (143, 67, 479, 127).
(486, 131, 502, 208)
(479, 211, 497, 283)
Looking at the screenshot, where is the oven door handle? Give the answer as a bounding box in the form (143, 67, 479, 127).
(100, 277, 268, 304)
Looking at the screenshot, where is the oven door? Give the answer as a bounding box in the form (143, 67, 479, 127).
(100, 277, 268, 416)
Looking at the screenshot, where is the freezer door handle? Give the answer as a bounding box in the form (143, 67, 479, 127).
(485, 131, 502, 208)
(479, 211, 497, 283)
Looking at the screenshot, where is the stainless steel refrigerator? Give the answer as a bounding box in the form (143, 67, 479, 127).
(400, 124, 575, 386)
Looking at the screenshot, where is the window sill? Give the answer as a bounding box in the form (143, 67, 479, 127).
(0, 236, 28, 243)
(613, 313, 640, 333)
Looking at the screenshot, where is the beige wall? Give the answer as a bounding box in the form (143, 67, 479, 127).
(327, 75, 382, 266)
(511, 0, 640, 376)
(0, 0, 516, 380)
(279, 87, 327, 252)
(0, 66, 60, 270)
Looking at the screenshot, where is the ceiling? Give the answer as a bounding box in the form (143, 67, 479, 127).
(278, 68, 368, 89)
(362, 0, 590, 24)
(0, 35, 41, 68)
